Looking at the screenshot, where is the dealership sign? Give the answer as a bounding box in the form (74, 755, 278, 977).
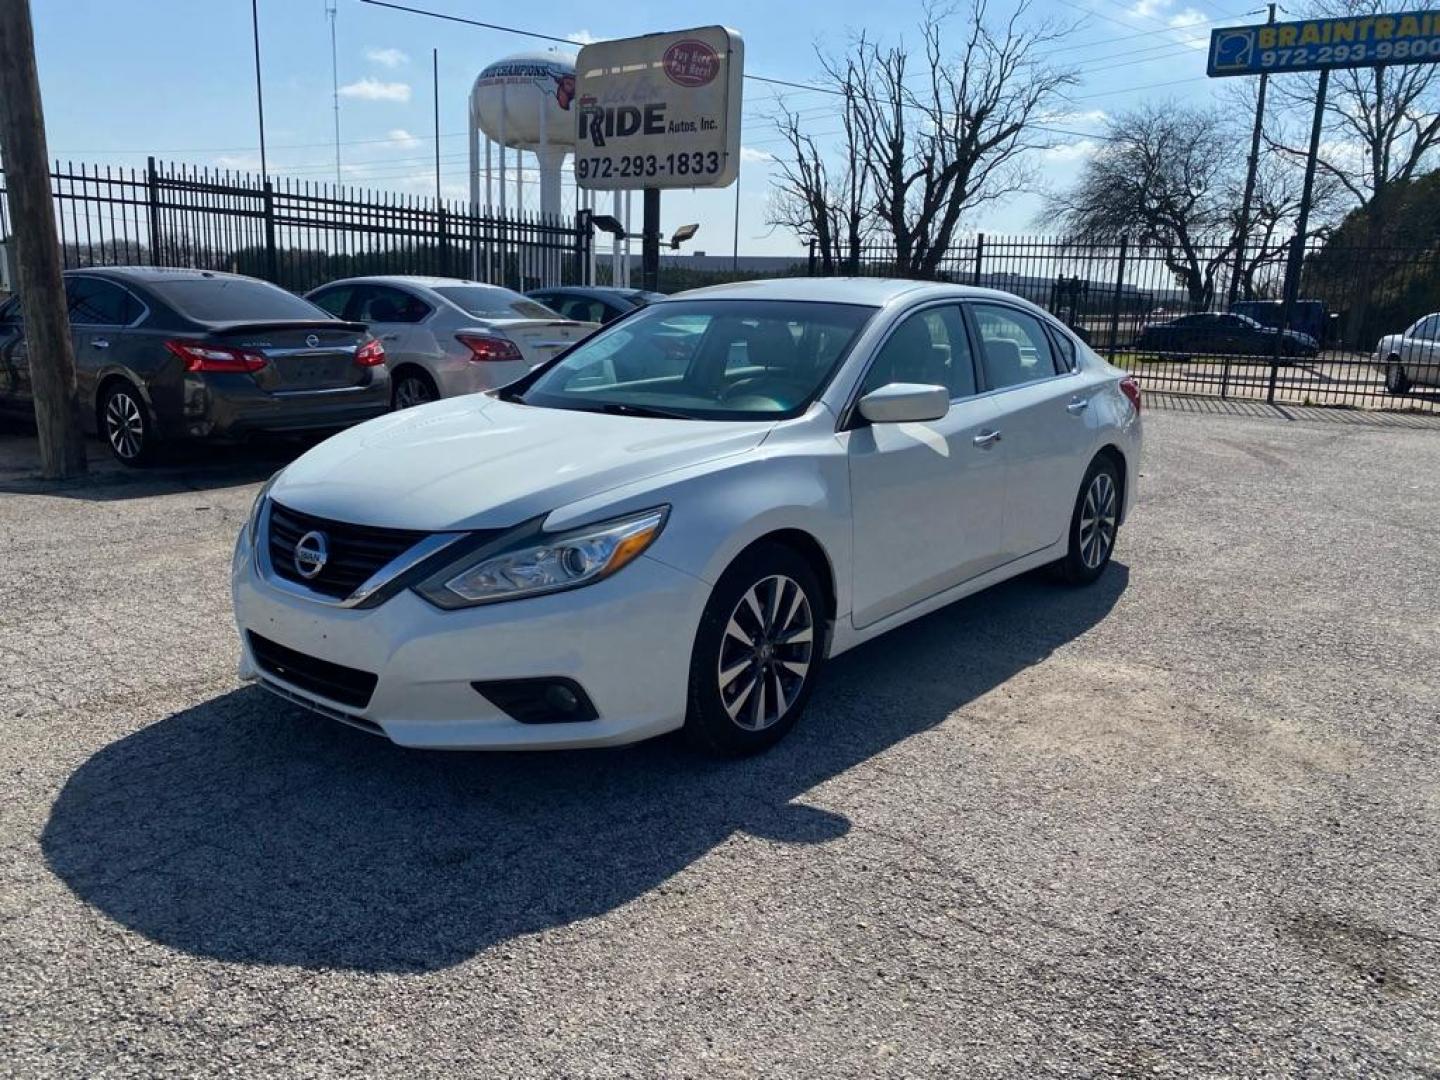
(1209, 10, 1440, 76)
(575, 26, 744, 190)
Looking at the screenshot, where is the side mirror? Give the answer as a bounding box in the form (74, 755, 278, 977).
(857, 382, 950, 424)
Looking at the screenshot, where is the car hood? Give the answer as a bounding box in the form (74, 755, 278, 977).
(269, 394, 774, 531)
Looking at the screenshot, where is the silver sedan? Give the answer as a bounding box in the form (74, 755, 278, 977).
(306, 275, 598, 408)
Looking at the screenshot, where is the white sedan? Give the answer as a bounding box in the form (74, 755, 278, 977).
(232, 279, 1141, 755)
(1375, 312, 1440, 394)
(306, 275, 597, 409)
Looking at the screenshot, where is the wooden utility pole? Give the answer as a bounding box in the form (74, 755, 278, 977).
(0, 0, 86, 477)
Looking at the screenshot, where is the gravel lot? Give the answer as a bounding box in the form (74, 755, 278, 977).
(2, 406, 1438, 1078)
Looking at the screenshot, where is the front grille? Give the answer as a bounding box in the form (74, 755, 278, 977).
(267, 500, 427, 600)
(248, 631, 379, 709)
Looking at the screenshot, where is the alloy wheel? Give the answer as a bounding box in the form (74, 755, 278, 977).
(716, 574, 814, 732)
(394, 375, 436, 409)
(105, 390, 145, 460)
(1078, 471, 1118, 570)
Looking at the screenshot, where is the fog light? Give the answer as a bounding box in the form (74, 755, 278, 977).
(471, 677, 598, 724)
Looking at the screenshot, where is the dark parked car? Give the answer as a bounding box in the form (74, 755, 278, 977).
(0, 267, 389, 465)
(1135, 311, 1318, 361)
(525, 285, 665, 325)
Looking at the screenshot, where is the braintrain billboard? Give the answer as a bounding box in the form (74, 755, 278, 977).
(574, 26, 744, 190)
(1209, 10, 1440, 76)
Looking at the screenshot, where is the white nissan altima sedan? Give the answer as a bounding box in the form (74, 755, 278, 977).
(232, 279, 1141, 755)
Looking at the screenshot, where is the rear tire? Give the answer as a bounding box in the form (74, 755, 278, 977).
(100, 381, 155, 467)
(1386, 360, 1411, 395)
(392, 368, 439, 410)
(684, 543, 828, 757)
(1054, 455, 1121, 586)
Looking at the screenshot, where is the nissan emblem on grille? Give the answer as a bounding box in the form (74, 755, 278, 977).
(305, 333, 320, 348)
(293, 531, 329, 580)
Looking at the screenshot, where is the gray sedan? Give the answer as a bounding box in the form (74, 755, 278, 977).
(307, 276, 597, 408)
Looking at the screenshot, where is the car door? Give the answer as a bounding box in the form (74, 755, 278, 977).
(0, 295, 26, 409)
(846, 303, 1005, 629)
(1404, 314, 1440, 369)
(966, 302, 1088, 561)
(65, 276, 144, 404)
(347, 284, 431, 360)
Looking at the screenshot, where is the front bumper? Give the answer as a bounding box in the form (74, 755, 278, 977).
(175, 370, 392, 439)
(231, 528, 708, 749)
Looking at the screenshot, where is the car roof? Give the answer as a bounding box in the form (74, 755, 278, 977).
(529, 285, 644, 298)
(316, 275, 505, 290)
(671, 277, 1069, 310)
(63, 266, 262, 284)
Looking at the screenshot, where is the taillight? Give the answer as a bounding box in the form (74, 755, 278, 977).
(1119, 375, 1142, 413)
(165, 339, 267, 373)
(456, 332, 523, 363)
(355, 339, 386, 367)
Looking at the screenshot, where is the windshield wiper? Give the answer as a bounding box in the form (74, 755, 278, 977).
(587, 401, 694, 420)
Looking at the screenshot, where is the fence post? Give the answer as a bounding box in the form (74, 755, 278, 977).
(1107, 235, 1127, 363)
(145, 156, 162, 266)
(261, 177, 278, 283)
(973, 232, 985, 287)
(437, 204, 449, 278)
(575, 208, 591, 285)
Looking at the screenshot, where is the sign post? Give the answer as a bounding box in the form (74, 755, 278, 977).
(1207, 9, 1440, 401)
(575, 26, 744, 292)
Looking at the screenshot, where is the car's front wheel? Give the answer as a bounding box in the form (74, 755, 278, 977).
(684, 543, 827, 756)
(100, 381, 154, 466)
(1055, 456, 1121, 585)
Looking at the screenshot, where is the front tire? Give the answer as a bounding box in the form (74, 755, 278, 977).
(1055, 456, 1121, 585)
(1386, 360, 1411, 395)
(100, 382, 154, 466)
(684, 543, 827, 756)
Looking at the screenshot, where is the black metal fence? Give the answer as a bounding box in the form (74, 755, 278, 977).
(0, 158, 592, 296)
(814, 235, 1440, 414)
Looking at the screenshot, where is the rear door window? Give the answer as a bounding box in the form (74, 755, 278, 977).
(349, 285, 430, 324)
(66, 278, 141, 326)
(309, 285, 353, 319)
(970, 304, 1061, 390)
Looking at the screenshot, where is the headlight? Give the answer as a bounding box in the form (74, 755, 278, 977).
(247, 471, 281, 544)
(415, 506, 669, 609)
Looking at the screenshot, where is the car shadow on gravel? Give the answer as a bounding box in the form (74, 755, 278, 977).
(42, 565, 1128, 973)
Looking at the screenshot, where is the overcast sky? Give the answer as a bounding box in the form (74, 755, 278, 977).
(31, 0, 1254, 257)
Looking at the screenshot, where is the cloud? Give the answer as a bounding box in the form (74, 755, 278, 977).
(566, 30, 603, 45)
(1043, 139, 1100, 163)
(338, 77, 411, 103)
(365, 47, 410, 68)
(1128, 0, 1169, 18)
(385, 128, 420, 150)
(740, 146, 774, 163)
(1168, 8, 1210, 48)
(214, 153, 263, 173)
(1042, 108, 1107, 126)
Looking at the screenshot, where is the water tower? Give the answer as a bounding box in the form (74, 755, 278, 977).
(468, 49, 629, 286)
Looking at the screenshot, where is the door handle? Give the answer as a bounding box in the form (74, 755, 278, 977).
(972, 429, 1002, 448)
(1066, 396, 1088, 414)
(91, 338, 110, 349)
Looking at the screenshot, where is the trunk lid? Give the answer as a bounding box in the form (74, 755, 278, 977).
(480, 318, 598, 368)
(211, 321, 370, 392)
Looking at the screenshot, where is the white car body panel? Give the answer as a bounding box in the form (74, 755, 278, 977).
(235, 279, 1142, 750)
(1375, 321, 1440, 388)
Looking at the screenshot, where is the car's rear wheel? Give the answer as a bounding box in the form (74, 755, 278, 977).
(100, 381, 154, 466)
(392, 368, 439, 410)
(1055, 456, 1121, 585)
(1386, 360, 1411, 395)
(684, 543, 827, 756)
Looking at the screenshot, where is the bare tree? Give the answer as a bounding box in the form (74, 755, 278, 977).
(1047, 104, 1241, 307)
(1267, 0, 1440, 238)
(767, 0, 1074, 277)
(766, 56, 871, 273)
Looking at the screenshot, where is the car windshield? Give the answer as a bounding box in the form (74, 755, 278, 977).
(146, 277, 326, 322)
(517, 299, 877, 421)
(434, 285, 557, 320)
